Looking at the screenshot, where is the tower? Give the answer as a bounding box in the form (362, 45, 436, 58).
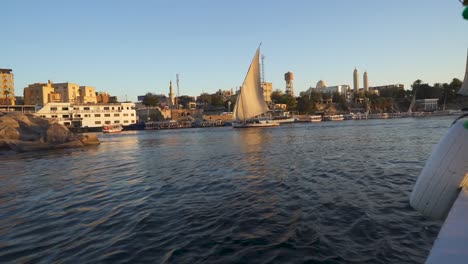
(458, 49, 468, 96)
(284, 71, 294, 96)
(363, 71, 369, 92)
(176, 74, 180, 109)
(353, 68, 359, 95)
(169, 80, 175, 106)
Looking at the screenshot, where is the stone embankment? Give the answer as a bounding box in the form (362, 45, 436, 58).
(0, 112, 99, 152)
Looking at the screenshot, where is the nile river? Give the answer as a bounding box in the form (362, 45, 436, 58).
(0, 117, 453, 263)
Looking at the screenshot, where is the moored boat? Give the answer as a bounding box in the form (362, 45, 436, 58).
(102, 123, 123, 133)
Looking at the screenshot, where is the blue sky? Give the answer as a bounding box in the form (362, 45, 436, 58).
(3, 0, 467, 101)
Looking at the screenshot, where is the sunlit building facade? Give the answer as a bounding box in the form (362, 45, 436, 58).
(0, 68, 15, 105)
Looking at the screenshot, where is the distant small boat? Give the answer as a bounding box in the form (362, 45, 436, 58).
(102, 124, 123, 133)
(323, 115, 344, 121)
(273, 115, 295, 124)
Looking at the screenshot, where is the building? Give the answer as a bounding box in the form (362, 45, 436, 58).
(36, 102, 137, 128)
(416, 99, 439, 112)
(24, 80, 60, 106)
(363, 71, 369, 92)
(51, 82, 81, 104)
(0, 68, 15, 105)
(96, 92, 110, 103)
(215, 88, 234, 97)
(261, 82, 272, 103)
(353, 68, 359, 95)
(284, 72, 294, 96)
(24, 80, 102, 105)
(370, 84, 405, 92)
(78, 86, 97, 104)
(301, 80, 350, 99)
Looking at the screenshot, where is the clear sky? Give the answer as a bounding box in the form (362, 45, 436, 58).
(3, 0, 467, 101)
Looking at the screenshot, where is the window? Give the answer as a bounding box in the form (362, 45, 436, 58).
(123, 113, 128, 116)
(114, 120, 120, 123)
(104, 107, 109, 110)
(51, 107, 57, 111)
(76, 114, 81, 117)
(124, 120, 129, 123)
(95, 121, 101, 125)
(131, 120, 135, 123)
(84, 107, 90, 110)
(51, 115, 58, 118)
(105, 121, 111, 124)
(131, 113, 134, 116)
(64, 122, 70, 126)
(114, 113, 119, 117)
(62, 115, 69, 118)
(104, 114, 110, 117)
(95, 114, 101, 117)
(84, 114, 90, 117)
(62, 107, 68, 111)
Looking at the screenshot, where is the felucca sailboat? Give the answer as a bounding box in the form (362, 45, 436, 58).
(232, 47, 279, 128)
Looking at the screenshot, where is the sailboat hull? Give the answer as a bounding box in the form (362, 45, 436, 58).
(232, 120, 279, 128)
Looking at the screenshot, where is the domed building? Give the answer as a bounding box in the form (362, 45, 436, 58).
(316, 80, 328, 89)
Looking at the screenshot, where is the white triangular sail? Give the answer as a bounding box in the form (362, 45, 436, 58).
(233, 48, 269, 121)
(458, 49, 468, 96)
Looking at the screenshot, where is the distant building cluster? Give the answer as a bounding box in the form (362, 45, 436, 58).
(23, 80, 117, 106)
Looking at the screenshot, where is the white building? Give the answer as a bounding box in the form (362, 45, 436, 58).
(301, 80, 350, 99)
(36, 102, 137, 128)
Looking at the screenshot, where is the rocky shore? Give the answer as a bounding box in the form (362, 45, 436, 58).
(0, 112, 100, 152)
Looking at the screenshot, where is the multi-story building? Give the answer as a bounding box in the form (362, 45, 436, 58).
(262, 82, 272, 103)
(78, 86, 97, 104)
(24, 81, 106, 105)
(36, 102, 137, 128)
(51, 82, 81, 104)
(24, 80, 61, 106)
(0, 68, 15, 105)
(96, 92, 110, 103)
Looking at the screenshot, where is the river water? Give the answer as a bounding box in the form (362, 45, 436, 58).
(0, 116, 454, 263)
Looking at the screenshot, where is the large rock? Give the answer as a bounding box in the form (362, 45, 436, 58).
(0, 112, 100, 152)
(46, 123, 76, 144)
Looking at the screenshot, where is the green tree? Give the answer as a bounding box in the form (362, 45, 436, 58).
(197, 93, 211, 105)
(178, 95, 195, 109)
(270, 89, 283, 103)
(211, 94, 224, 107)
(142, 92, 159, 107)
(297, 94, 316, 114)
(281, 94, 297, 110)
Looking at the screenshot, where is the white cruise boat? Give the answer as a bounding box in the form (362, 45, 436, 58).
(36, 102, 137, 130)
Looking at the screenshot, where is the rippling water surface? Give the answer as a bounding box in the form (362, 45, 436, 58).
(0, 117, 453, 263)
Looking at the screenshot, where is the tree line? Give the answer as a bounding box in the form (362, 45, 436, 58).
(140, 77, 464, 115)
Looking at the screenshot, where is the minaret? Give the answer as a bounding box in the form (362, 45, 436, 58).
(169, 81, 175, 106)
(458, 49, 468, 96)
(353, 68, 359, 95)
(363, 71, 369, 92)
